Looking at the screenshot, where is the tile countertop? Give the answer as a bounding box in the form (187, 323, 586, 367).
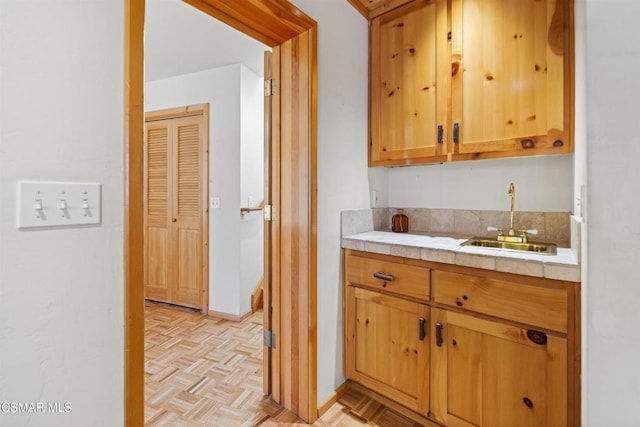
(342, 231, 580, 282)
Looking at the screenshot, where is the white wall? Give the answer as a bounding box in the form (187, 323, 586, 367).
(574, 1, 588, 220)
(289, 0, 370, 405)
(0, 1, 124, 425)
(585, 0, 640, 425)
(146, 65, 247, 316)
(383, 155, 574, 211)
(573, 2, 589, 424)
(240, 66, 264, 315)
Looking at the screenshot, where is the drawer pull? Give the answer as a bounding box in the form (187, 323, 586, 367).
(527, 329, 548, 345)
(419, 318, 426, 341)
(373, 272, 394, 282)
(435, 323, 443, 347)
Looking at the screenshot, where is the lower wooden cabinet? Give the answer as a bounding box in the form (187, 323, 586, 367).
(343, 249, 579, 427)
(345, 286, 430, 414)
(430, 308, 567, 427)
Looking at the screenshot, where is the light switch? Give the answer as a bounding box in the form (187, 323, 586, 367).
(17, 181, 101, 229)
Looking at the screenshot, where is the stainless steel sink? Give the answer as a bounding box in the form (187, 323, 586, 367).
(461, 237, 558, 255)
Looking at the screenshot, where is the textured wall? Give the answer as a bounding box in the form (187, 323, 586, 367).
(289, 0, 371, 405)
(0, 1, 125, 424)
(585, 0, 640, 425)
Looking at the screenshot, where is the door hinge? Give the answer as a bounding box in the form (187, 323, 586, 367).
(264, 330, 276, 348)
(264, 79, 276, 96)
(263, 204, 276, 221)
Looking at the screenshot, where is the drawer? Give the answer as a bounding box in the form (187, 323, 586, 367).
(432, 270, 567, 333)
(346, 254, 430, 300)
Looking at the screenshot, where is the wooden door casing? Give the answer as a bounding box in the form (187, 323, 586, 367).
(126, 1, 317, 424)
(263, 49, 275, 398)
(270, 28, 318, 421)
(144, 105, 209, 311)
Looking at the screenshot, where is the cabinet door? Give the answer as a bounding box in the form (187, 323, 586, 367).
(451, 0, 570, 158)
(370, 0, 448, 166)
(431, 309, 567, 427)
(345, 286, 430, 414)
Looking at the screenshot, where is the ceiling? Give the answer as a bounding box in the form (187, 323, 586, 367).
(145, 0, 269, 82)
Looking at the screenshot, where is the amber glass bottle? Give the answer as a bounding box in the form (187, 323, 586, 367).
(391, 209, 409, 233)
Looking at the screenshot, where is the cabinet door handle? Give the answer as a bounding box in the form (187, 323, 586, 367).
(437, 125, 443, 144)
(435, 323, 443, 347)
(419, 318, 426, 341)
(453, 123, 460, 143)
(526, 329, 548, 345)
(373, 272, 394, 282)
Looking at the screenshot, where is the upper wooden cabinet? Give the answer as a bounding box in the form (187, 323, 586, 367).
(370, 0, 449, 165)
(367, 0, 573, 167)
(347, 0, 415, 20)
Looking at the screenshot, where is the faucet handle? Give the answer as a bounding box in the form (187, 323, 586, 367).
(523, 229, 538, 235)
(487, 226, 504, 235)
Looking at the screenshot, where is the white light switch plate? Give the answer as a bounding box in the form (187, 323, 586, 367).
(17, 181, 101, 229)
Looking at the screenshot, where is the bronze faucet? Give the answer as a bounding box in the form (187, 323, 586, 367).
(489, 182, 538, 243)
(508, 182, 516, 237)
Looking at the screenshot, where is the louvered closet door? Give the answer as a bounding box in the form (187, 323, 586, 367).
(144, 120, 171, 303)
(144, 111, 205, 310)
(170, 115, 203, 309)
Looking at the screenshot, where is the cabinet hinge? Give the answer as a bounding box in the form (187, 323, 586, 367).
(263, 205, 276, 221)
(264, 79, 277, 96)
(264, 330, 276, 348)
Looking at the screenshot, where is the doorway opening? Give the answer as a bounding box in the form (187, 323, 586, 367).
(125, 0, 318, 424)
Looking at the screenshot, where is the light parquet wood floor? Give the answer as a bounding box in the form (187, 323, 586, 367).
(145, 301, 423, 426)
